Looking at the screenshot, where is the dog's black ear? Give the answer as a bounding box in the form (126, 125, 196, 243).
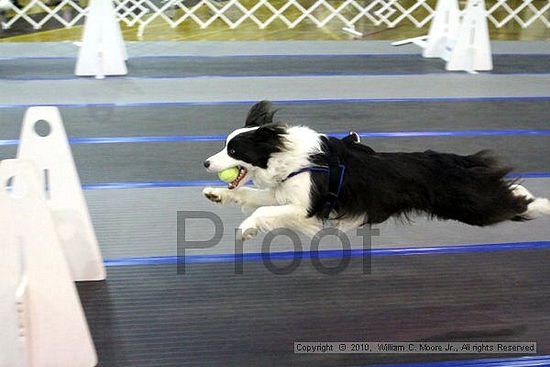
(253, 124, 288, 151)
(245, 100, 276, 127)
(256, 123, 286, 136)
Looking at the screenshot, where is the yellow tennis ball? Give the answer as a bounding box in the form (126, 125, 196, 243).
(218, 167, 240, 183)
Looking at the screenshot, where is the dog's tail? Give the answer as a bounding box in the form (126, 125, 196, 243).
(511, 184, 550, 220)
(447, 150, 548, 224)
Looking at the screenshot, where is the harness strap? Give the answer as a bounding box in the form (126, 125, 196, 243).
(282, 166, 329, 182)
(320, 142, 346, 219)
(282, 154, 346, 219)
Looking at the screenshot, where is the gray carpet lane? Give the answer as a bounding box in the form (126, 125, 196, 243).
(2, 136, 550, 184)
(87, 182, 550, 260)
(1, 136, 547, 184)
(1, 100, 550, 140)
(1, 55, 549, 80)
(78, 250, 550, 367)
(2, 41, 549, 58)
(2, 75, 549, 106)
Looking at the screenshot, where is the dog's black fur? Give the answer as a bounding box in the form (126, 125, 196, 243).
(245, 101, 533, 226)
(227, 125, 287, 169)
(309, 137, 532, 225)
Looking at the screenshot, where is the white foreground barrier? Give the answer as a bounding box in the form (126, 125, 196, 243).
(75, 0, 127, 78)
(0, 166, 27, 367)
(393, 0, 492, 72)
(17, 107, 106, 281)
(0, 159, 97, 367)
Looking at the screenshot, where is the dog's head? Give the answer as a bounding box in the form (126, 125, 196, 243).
(204, 101, 287, 189)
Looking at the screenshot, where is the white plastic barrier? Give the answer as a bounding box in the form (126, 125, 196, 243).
(16, 107, 106, 281)
(393, 0, 492, 73)
(422, 0, 460, 59)
(446, 0, 492, 72)
(0, 159, 97, 367)
(0, 165, 27, 367)
(0, 0, 13, 11)
(75, 0, 127, 78)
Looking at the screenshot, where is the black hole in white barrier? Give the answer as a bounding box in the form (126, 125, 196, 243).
(44, 169, 50, 199)
(5, 176, 26, 198)
(5, 176, 14, 192)
(34, 120, 51, 137)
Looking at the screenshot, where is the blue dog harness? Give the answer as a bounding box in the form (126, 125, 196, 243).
(283, 166, 331, 181)
(281, 134, 355, 218)
(282, 164, 346, 219)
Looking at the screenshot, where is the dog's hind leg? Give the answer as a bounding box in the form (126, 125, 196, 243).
(237, 205, 322, 241)
(511, 184, 550, 219)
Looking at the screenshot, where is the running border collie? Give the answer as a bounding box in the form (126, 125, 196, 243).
(203, 101, 550, 240)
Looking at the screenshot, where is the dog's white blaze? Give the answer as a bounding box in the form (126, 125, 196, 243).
(226, 126, 258, 142)
(205, 127, 258, 173)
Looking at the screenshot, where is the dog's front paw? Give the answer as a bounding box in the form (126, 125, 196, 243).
(236, 228, 259, 242)
(237, 219, 259, 241)
(203, 187, 228, 204)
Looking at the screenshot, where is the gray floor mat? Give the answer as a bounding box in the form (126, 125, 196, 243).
(86, 182, 550, 260)
(2, 55, 549, 80)
(0, 136, 548, 183)
(78, 250, 550, 367)
(2, 75, 549, 106)
(1, 100, 550, 139)
(0, 40, 416, 57)
(2, 41, 549, 58)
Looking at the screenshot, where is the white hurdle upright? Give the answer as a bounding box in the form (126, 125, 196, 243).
(422, 0, 460, 59)
(446, 0, 493, 72)
(393, 0, 492, 72)
(75, 0, 127, 78)
(0, 159, 98, 367)
(16, 107, 106, 281)
(391, 0, 459, 57)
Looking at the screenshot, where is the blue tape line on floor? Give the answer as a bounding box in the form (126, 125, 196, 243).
(370, 355, 550, 367)
(1, 96, 550, 109)
(367, 355, 550, 367)
(83, 180, 221, 189)
(81, 173, 550, 190)
(103, 240, 550, 266)
(1, 130, 549, 147)
(507, 172, 550, 179)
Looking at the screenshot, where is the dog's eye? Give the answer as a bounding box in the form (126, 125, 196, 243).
(229, 148, 236, 155)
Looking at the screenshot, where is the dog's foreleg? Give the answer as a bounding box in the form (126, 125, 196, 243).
(203, 186, 277, 209)
(237, 205, 322, 241)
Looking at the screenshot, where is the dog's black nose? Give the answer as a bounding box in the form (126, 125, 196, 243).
(203, 160, 210, 168)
